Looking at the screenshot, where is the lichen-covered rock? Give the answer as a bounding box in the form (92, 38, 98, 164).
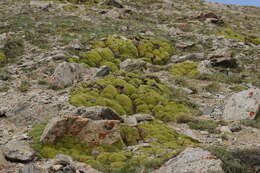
(73, 106, 122, 121)
(4, 140, 35, 163)
(40, 116, 121, 145)
(51, 62, 87, 88)
(154, 147, 224, 173)
(223, 88, 260, 121)
(120, 59, 147, 72)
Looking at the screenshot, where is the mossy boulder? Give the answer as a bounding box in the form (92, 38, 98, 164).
(69, 71, 197, 121)
(30, 120, 197, 173)
(171, 61, 200, 78)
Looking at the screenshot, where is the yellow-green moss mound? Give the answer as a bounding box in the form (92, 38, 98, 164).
(30, 120, 197, 173)
(219, 27, 260, 45)
(77, 36, 175, 69)
(69, 71, 197, 121)
(171, 61, 200, 79)
(0, 52, 7, 65)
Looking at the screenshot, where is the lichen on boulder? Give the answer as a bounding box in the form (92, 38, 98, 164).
(30, 119, 197, 172)
(69, 71, 197, 122)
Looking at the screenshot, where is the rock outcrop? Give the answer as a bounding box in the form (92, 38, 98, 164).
(4, 140, 35, 163)
(40, 116, 121, 145)
(154, 147, 224, 173)
(223, 88, 260, 121)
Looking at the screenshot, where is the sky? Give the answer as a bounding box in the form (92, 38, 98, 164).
(205, 0, 260, 7)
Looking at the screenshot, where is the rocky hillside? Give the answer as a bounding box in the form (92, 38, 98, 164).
(0, 0, 260, 172)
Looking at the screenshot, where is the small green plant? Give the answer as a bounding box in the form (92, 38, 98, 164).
(208, 146, 252, 173)
(0, 52, 7, 65)
(17, 80, 31, 92)
(188, 119, 218, 133)
(204, 82, 220, 93)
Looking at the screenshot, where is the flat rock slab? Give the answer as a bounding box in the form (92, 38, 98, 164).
(4, 140, 35, 163)
(40, 116, 121, 145)
(223, 88, 260, 121)
(154, 147, 224, 173)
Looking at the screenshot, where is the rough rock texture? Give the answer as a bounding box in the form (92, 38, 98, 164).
(154, 147, 224, 173)
(72, 106, 122, 121)
(120, 59, 147, 72)
(223, 88, 260, 121)
(94, 66, 110, 77)
(19, 164, 46, 173)
(4, 140, 35, 163)
(51, 62, 87, 88)
(40, 116, 121, 145)
(0, 149, 9, 168)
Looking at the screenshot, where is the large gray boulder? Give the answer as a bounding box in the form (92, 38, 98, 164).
(223, 88, 260, 121)
(3, 140, 35, 163)
(51, 62, 87, 88)
(40, 116, 121, 145)
(154, 147, 224, 173)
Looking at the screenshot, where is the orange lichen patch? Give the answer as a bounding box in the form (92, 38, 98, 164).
(248, 92, 254, 97)
(74, 116, 85, 121)
(108, 121, 115, 128)
(249, 111, 256, 118)
(98, 133, 107, 139)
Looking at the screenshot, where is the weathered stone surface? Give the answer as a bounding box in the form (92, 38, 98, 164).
(120, 59, 147, 72)
(132, 114, 154, 122)
(3, 140, 35, 163)
(94, 66, 110, 77)
(0, 149, 9, 168)
(171, 53, 205, 63)
(0, 33, 7, 49)
(154, 147, 224, 173)
(53, 154, 73, 166)
(223, 88, 260, 121)
(51, 62, 87, 88)
(19, 164, 46, 173)
(40, 116, 121, 145)
(73, 106, 122, 121)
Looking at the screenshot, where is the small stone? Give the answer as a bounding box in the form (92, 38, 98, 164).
(54, 154, 73, 166)
(122, 116, 137, 126)
(229, 124, 242, 132)
(200, 131, 209, 135)
(94, 66, 110, 77)
(218, 126, 232, 133)
(132, 114, 154, 122)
